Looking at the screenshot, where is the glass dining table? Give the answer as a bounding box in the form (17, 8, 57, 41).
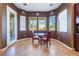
(34, 32, 47, 37)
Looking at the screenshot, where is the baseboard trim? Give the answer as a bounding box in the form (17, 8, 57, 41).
(0, 46, 8, 51)
(0, 38, 32, 51)
(17, 38, 32, 42)
(0, 38, 74, 51)
(0, 41, 17, 51)
(56, 39, 75, 50)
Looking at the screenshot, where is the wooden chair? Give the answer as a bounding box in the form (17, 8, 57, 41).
(32, 31, 40, 44)
(41, 31, 51, 47)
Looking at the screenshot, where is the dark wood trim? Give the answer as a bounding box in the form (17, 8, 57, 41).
(74, 4, 79, 51)
(0, 4, 3, 49)
(74, 4, 76, 50)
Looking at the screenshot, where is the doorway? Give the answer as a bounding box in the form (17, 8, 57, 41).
(7, 6, 17, 46)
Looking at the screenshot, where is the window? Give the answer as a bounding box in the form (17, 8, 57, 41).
(49, 16, 56, 31)
(29, 17, 37, 31)
(38, 17, 47, 31)
(58, 9, 67, 32)
(20, 15, 26, 31)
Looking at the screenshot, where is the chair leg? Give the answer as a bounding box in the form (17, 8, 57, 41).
(32, 39, 34, 44)
(49, 41, 51, 45)
(40, 40, 42, 45)
(46, 41, 48, 48)
(38, 39, 40, 44)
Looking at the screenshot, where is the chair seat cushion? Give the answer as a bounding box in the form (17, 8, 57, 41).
(34, 35, 39, 38)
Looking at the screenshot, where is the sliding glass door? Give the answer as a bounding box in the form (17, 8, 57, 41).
(10, 12, 15, 42)
(7, 6, 17, 46)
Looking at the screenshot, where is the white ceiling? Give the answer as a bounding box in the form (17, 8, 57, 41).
(14, 3, 62, 12)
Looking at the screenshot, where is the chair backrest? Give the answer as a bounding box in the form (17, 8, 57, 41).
(32, 31, 38, 38)
(32, 31, 35, 38)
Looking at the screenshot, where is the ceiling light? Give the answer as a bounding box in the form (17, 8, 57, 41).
(50, 4, 53, 6)
(23, 3, 27, 6)
(50, 11, 54, 15)
(36, 13, 39, 16)
(22, 11, 25, 14)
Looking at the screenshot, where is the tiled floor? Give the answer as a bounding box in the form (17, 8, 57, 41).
(0, 39, 79, 56)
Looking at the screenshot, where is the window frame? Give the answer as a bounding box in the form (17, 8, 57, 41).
(58, 8, 67, 32)
(49, 15, 56, 31)
(29, 17, 37, 31)
(38, 17, 47, 31)
(20, 15, 26, 31)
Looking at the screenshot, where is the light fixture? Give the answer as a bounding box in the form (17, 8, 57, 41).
(22, 11, 25, 14)
(23, 3, 27, 6)
(50, 11, 54, 15)
(50, 3, 53, 6)
(36, 13, 39, 16)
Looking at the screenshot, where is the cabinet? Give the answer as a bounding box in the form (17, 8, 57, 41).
(75, 33, 79, 51)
